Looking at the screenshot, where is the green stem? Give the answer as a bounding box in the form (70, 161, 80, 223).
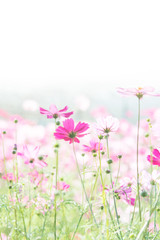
(15, 123, 19, 182)
(115, 157, 121, 187)
(54, 149, 59, 240)
(41, 212, 48, 239)
(98, 142, 121, 240)
(72, 143, 99, 228)
(135, 191, 160, 240)
(154, 185, 157, 232)
(71, 212, 84, 240)
(90, 166, 100, 201)
(61, 198, 71, 240)
(98, 144, 110, 239)
(106, 136, 123, 240)
(136, 98, 142, 222)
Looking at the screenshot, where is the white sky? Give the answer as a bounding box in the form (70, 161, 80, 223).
(0, 0, 160, 92)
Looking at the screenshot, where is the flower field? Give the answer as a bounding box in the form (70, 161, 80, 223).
(1, 87, 160, 239)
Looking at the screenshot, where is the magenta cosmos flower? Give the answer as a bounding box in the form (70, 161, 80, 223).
(40, 104, 73, 119)
(18, 145, 48, 168)
(117, 87, 160, 99)
(105, 184, 135, 206)
(95, 116, 119, 136)
(83, 140, 103, 153)
(147, 149, 160, 166)
(54, 118, 89, 144)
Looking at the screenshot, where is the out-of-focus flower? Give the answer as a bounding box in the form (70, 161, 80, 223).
(31, 196, 49, 215)
(141, 170, 160, 192)
(40, 105, 73, 119)
(149, 222, 159, 233)
(1, 233, 8, 240)
(2, 173, 16, 182)
(57, 181, 70, 191)
(105, 183, 135, 206)
(54, 118, 89, 144)
(18, 145, 48, 168)
(147, 149, 160, 166)
(28, 170, 48, 187)
(117, 87, 160, 99)
(95, 116, 119, 136)
(83, 140, 103, 153)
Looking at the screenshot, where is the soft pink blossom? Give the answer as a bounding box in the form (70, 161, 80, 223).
(95, 116, 119, 136)
(18, 145, 48, 168)
(54, 118, 89, 144)
(40, 105, 73, 119)
(28, 170, 48, 187)
(141, 170, 160, 192)
(117, 87, 160, 98)
(105, 184, 135, 206)
(2, 173, 16, 182)
(83, 140, 103, 153)
(57, 181, 70, 191)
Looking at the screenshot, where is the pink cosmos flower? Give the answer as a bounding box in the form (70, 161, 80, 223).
(57, 181, 70, 191)
(105, 184, 135, 206)
(18, 145, 48, 168)
(95, 116, 119, 136)
(147, 149, 160, 166)
(83, 140, 103, 153)
(40, 105, 73, 119)
(54, 118, 89, 144)
(2, 172, 24, 182)
(28, 170, 48, 187)
(2, 173, 16, 182)
(117, 87, 160, 99)
(141, 170, 160, 192)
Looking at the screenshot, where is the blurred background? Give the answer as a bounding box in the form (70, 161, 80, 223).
(0, 0, 160, 124)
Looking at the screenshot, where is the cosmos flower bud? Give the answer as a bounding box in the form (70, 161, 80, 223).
(105, 169, 110, 174)
(93, 153, 97, 157)
(100, 206, 104, 210)
(56, 121, 60, 125)
(145, 133, 149, 138)
(107, 159, 113, 164)
(54, 143, 60, 148)
(150, 180, 156, 185)
(13, 144, 17, 150)
(14, 119, 18, 124)
(2, 131, 6, 134)
(98, 135, 103, 140)
(129, 233, 135, 239)
(141, 190, 148, 197)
